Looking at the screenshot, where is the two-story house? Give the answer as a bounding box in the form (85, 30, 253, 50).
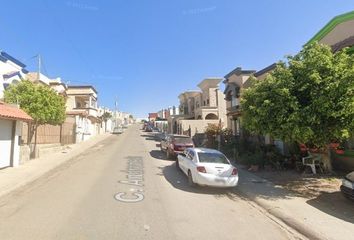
(0, 51, 28, 100)
(223, 67, 255, 135)
(172, 78, 227, 136)
(66, 85, 100, 142)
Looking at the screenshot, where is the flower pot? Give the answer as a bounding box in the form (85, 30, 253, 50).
(248, 165, 259, 172)
(335, 149, 345, 155)
(330, 143, 340, 149)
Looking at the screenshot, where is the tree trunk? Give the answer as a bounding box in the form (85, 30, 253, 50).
(320, 146, 333, 173)
(30, 124, 39, 159)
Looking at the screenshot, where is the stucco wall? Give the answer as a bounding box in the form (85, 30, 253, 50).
(179, 119, 220, 137)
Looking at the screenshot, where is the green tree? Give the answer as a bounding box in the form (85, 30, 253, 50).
(4, 80, 66, 157)
(242, 42, 354, 170)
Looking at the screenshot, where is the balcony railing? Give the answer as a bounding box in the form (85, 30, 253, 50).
(73, 107, 98, 118)
(227, 105, 241, 113)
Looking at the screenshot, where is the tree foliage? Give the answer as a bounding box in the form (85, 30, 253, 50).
(101, 111, 113, 121)
(242, 42, 354, 147)
(4, 80, 66, 125)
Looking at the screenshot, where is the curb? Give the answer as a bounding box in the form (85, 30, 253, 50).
(236, 169, 327, 240)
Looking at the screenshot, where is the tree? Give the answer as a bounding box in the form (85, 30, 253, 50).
(242, 42, 354, 170)
(101, 111, 113, 132)
(4, 80, 66, 158)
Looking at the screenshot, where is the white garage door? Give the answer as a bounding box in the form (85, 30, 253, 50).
(0, 119, 13, 168)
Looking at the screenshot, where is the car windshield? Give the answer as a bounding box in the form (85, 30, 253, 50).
(173, 136, 193, 144)
(198, 152, 229, 164)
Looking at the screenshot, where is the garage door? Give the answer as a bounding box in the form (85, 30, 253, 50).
(0, 119, 13, 168)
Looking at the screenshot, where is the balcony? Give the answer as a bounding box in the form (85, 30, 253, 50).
(227, 105, 241, 116)
(73, 107, 98, 118)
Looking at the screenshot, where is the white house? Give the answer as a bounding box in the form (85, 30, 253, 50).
(0, 102, 32, 168)
(0, 51, 28, 99)
(66, 85, 100, 142)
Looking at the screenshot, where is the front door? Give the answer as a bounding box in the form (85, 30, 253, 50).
(0, 119, 13, 168)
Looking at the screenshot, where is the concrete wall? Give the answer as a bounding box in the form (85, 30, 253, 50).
(179, 119, 220, 136)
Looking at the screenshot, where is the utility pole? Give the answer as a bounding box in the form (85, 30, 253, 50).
(114, 97, 118, 128)
(37, 54, 41, 81)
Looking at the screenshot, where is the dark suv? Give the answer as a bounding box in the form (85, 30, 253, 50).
(160, 134, 194, 159)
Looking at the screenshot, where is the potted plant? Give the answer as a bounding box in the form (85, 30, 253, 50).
(335, 146, 345, 155)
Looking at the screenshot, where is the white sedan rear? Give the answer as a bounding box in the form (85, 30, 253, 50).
(177, 148, 238, 187)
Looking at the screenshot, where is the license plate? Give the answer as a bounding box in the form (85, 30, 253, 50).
(343, 179, 353, 189)
(215, 178, 226, 183)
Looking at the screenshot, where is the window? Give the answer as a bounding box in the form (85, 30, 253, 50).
(189, 150, 195, 159)
(207, 99, 209, 105)
(198, 152, 229, 164)
(231, 95, 238, 107)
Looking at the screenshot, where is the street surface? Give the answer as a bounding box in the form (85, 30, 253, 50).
(0, 124, 304, 240)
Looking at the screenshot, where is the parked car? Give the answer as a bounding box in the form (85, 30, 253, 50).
(160, 134, 194, 159)
(112, 126, 123, 134)
(145, 125, 153, 132)
(177, 148, 238, 188)
(152, 127, 160, 132)
(341, 171, 354, 200)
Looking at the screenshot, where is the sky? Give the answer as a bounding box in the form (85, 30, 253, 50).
(1, 0, 354, 117)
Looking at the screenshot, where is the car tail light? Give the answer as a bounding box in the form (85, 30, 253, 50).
(231, 168, 238, 175)
(196, 166, 207, 173)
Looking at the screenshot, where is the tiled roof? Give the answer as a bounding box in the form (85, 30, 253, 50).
(0, 102, 32, 121)
(148, 113, 158, 118)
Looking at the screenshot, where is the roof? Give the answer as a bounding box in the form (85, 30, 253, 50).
(193, 148, 223, 154)
(254, 63, 277, 77)
(0, 102, 32, 121)
(0, 51, 26, 68)
(148, 113, 158, 118)
(197, 78, 222, 90)
(307, 10, 354, 45)
(67, 85, 98, 94)
(224, 67, 256, 80)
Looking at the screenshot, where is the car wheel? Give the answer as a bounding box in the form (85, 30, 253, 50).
(188, 170, 196, 187)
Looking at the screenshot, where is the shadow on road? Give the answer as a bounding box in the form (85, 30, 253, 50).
(140, 134, 157, 141)
(157, 163, 243, 201)
(150, 150, 170, 161)
(307, 191, 354, 223)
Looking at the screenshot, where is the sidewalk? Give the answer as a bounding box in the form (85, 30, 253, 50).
(236, 167, 354, 240)
(0, 133, 112, 199)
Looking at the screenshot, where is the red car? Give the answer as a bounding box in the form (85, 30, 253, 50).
(160, 134, 194, 159)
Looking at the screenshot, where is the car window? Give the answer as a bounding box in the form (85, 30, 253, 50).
(189, 151, 195, 160)
(174, 136, 193, 144)
(197, 152, 230, 164)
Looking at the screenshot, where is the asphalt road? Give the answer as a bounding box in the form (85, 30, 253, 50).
(0, 124, 304, 240)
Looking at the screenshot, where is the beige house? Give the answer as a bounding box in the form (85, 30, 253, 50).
(66, 85, 101, 142)
(171, 78, 227, 136)
(223, 67, 255, 135)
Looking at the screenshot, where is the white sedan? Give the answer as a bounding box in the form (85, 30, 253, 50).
(177, 148, 238, 187)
